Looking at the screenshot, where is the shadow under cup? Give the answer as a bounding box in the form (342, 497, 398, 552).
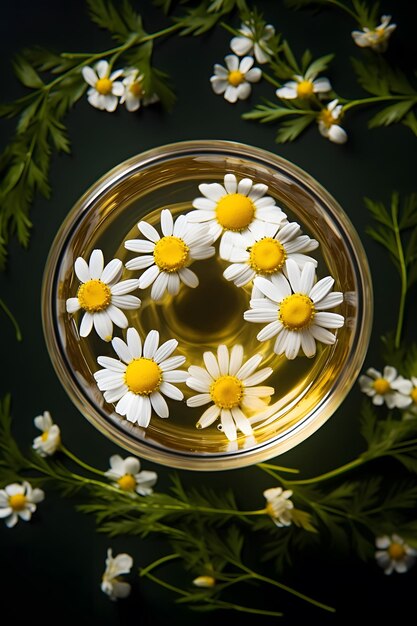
(42, 140, 373, 471)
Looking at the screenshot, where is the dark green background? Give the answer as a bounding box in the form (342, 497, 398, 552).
(1, 1, 416, 624)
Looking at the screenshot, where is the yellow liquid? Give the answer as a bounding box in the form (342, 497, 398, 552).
(63, 155, 351, 455)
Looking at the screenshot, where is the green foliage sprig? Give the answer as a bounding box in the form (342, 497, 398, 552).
(285, 0, 382, 29)
(366, 192, 417, 347)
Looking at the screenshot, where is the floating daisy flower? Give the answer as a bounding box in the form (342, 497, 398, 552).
(124, 209, 215, 301)
(188, 173, 286, 259)
(186, 344, 274, 441)
(101, 549, 133, 600)
(276, 73, 332, 100)
(375, 534, 417, 575)
(94, 327, 187, 427)
(352, 15, 396, 53)
(359, 366, 412, 409)
(82, 60, 124, 112)
(0, 481, 45, 528)
(105, 454, 157, 495)
(264, 487, 294, 527)
(244, 259, 345, 360)
(210, 54, 262, 104)
(32, 411, 61, 457)
(317, 99, 347, 144)
(120, 68, 159, 112)
(66, 249, 141, 342)
(223, 221, 319, 288)
(230, 21, 276, 64)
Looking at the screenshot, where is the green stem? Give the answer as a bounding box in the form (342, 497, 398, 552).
(0, 298, 22, 341)
(262, 71, 282, 88)
(60, 444, 106, 477)
(142, 572, 283, 617)
(139, 553, 180, 577)
(258, 463, 299, 474)
(286, 457, 365, 486)
(342, 95, 417, 113)
(391, 194, 408, 348)
(233, 562, 335, 613)
(313, 0, 360, 21)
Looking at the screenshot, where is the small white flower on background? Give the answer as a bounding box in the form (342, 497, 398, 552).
(375, 534, 417, 575)
(66, 249, 141, 342)
(186, 344, 274, 441)
(211, 54, 262, 104)
(124, 209, 214, 301)
(359, 366, 412, 409)
(230, 21, 275, 64)
(0, 481, 45, 528)
(317, 99, 347, 144)
(105, 454, 157, 495)
(403, 376, 417, 419)
(276, 73, 332, 100)
(32, 411, 61, 457)
(101, 548, 133, 600)
(264, 487, 294, 527)
(244, 259, 345, 360)
(94, 327, 187, 428)
(352, 15, 396, 52)
(120, 68, 159, 112)
(82, 60, 124, 112)
(188, 173, 286, 259)
(222, 220, 319, 288)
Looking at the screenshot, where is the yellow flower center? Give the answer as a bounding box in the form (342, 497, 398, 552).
(297, 80, 314, 98)
(124, 358, 162, 395)
(375, 27, 386, 39)
(279, 294, 315, 330)
(9, 493, 27, 511)
(319, 108, 335, 128)
(153, 236, 189, 272)
(210, 375, 243, 409)
(411, 387, 417, 404)
(41, 431, 49, 442)
(95, 77, 113, 95)
(249, 238, 286, 274)
(216, 194, 255, 231)
(129, 81, 143, 97)
(373, 378, 391, 395)
(388, 542, 406, 561)
(77, 280, 111, 312)
(117, 474, 137, 491)
(228, 70, 244, 86)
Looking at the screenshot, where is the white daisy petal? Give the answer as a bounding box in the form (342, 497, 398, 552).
(138, 221, 160, 242)
(111, 279, 139, 296)
(126, 327, 142, 358)
(79, 311, 94, 337)
(186, 377, 210, 393)
(151, 272, 169, 301)
(138, 265, 160, 289)
(178, 268, 199, 288)
(143, 330, 159, 358)
(82, 66, 98, 87)
(188, 365, 213, 384)
(150, 392, 169, 418)
(137, 397, 152, 427)
(300, 262, 316, 294)
(159, 381, 183, 400)
(111, 295, 141, 309)
(162, 370, 188, 383)
(315, 292, 344, 310)
(229, 345, 244, 375)
(221, 409, 237, 441)
(310, 325, 337, 344)
(167, 273, 181, 295)
(257, 320, 283, 341)
(314, 312, 345, 328)
(203, 351, 221, 379)
(112, 337, 132, 364)
(236, 354, 263, 380)
(106, 304, 128, 329)
(186, 393, 211, 407)
(154, 339, 178, 364)
(66, 297, 81, 313)
(125, 255, 155, 270)
(97, 356, 126, 372)
(74, 257, 90, 283)
(161, 209, 174, 236)
(198, 404, 221, 428)
(217, 345, 229, 375)
(300, 330, 316, 357)
(243, 367, 273, 386)
(125, 239, 155, 253)
(231, 406, 253, 435)
(89, 249, 104, 279)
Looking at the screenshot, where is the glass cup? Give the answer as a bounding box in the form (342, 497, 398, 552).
(42, 140, 373, 470)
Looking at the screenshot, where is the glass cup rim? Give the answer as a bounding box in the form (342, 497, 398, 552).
(42, 139, 373, 471)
